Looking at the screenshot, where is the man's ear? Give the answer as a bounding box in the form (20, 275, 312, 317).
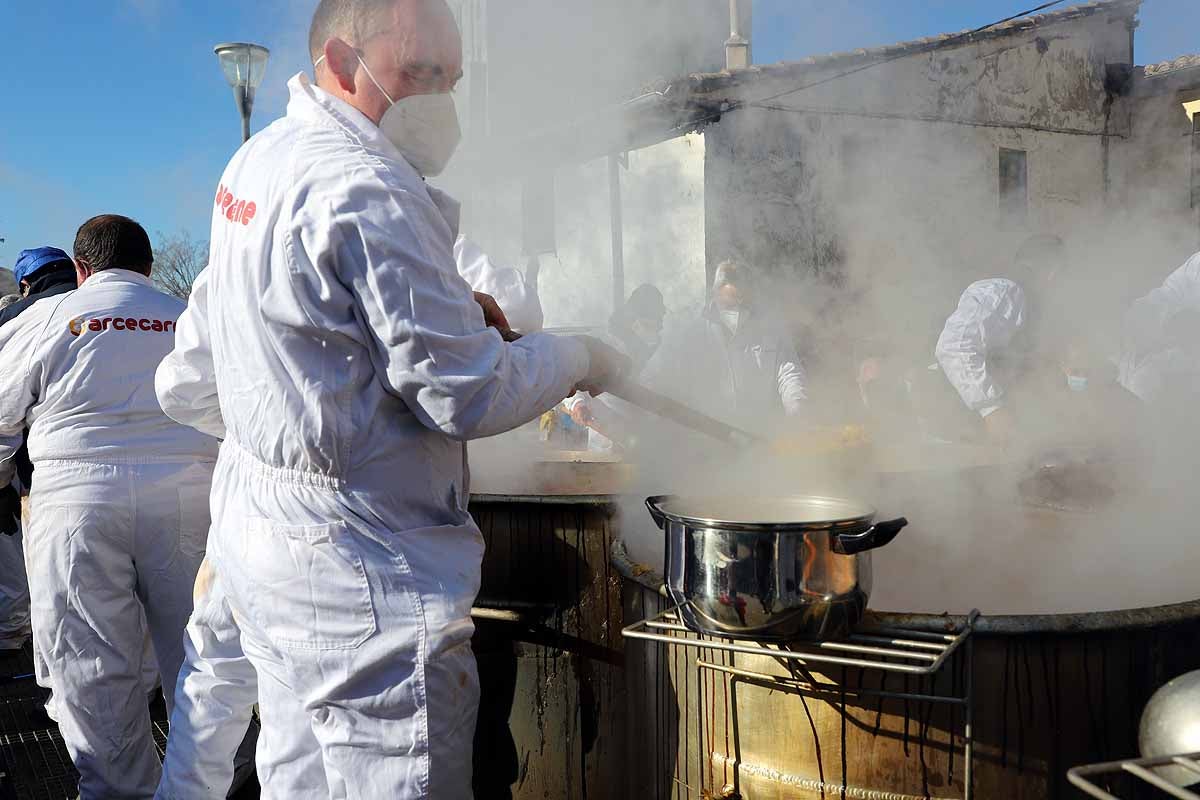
(73, 260, 90, 287)
(18, 281, 29, 298)
(323, 38, 361, 94)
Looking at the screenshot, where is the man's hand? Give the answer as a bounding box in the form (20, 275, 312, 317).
(566, 400, 595, 427)
(573, 336, 632, 396)
(474, 292, 514, 339)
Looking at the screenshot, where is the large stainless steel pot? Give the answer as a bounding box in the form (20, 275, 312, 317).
(646, 495, 907, 641)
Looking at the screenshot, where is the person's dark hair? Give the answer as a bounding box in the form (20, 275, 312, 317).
(310, 0, 398, 62)
(73, 215, 153, 276)
(610, 283, 665, 334)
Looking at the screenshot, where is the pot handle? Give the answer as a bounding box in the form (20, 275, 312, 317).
(645, 497, 667, 530)
(832, 517, 908, 556)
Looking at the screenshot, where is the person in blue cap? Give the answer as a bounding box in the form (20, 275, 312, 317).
(2, 247, 78, 328)
(0, 248, 78, 523)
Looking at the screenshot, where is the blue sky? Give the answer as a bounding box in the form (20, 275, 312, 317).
(2, 0, 1197, 267)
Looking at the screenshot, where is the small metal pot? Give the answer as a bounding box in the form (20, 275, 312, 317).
(647, 495, 907, 641)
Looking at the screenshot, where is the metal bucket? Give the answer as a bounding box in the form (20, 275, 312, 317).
(647, 495, 907, 641)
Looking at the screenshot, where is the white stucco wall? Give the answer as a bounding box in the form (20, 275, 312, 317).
(458, 133, 707, 330)
(700, 9, 1139, 357)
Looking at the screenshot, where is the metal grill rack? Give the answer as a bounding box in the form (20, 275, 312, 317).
(623, 607, 980, 799)
(1068, 752, 1200, 799)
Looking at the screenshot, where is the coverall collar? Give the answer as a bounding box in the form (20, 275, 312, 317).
(288, 73, 409, 176)
(85, 269, 155, 288)
(285, 73, 461, 240)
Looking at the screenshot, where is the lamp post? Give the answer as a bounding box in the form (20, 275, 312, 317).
(214, 42, 270, 143)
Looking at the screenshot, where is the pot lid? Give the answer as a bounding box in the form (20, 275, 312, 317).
(649, 495, 876, 530)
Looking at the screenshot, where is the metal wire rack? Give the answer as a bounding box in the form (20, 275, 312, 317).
(624, 608, 977, 675)
(623, 607, 980, 799)
(1068, 752, 1200, 799)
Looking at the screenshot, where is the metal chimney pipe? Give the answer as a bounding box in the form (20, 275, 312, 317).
(726, 0, 751, 70)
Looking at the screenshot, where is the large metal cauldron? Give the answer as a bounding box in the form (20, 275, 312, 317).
(618, 555, 1200, 800)
(647, 495, 907, 641)
(616, 452, 1200, 800)
(469, 493, 626, 800)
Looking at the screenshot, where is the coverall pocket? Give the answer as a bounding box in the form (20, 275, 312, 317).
(177, 486, 211, 559)
(243, 518, 377, 652)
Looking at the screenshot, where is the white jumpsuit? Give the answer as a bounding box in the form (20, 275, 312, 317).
(0, 269, 217, 799)
(1120, 251, 1200, 391)
(155, 237, 538, 800)
(935, 278, 1028, 417)
(156, 73, 588, 800)
(0, 520, 30, 650)
(454, 236, 543, 333)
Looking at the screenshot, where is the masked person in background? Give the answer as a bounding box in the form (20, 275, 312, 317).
(644, 261, 807, 434)
(565, 283, 665, 452)
(154, 1, 627, 797)
(0, 215, 217, 799)
(2, 247, 78, 326)
(934, 234, 1066, 443)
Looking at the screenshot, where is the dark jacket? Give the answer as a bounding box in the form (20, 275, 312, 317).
(0, 262, 78, 489)
(0, 264, 77, 328)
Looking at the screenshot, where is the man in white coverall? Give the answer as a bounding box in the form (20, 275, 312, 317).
(156, 251, 535, 799)
(0, 215, 217, 799)
(935, 233, 1065, 442)
(153, 0, 626, 797)
(1120, 251, 1200, 392)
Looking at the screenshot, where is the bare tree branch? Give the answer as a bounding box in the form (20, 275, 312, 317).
(152, 231, 208, 301)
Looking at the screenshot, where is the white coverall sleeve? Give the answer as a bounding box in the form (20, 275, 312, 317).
(1122, 252, 1200, 374)
(0, 310, 49, 487)
(935, 282, 1025, 417)
(776, 340, 808, 416)
(1142, 252, 1200, 317)
(454, 237, 544, 333)
(155, 267, 226, 440)
(319, 184, 589, 441)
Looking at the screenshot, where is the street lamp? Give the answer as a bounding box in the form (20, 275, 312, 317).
(214, 42, 270, 143)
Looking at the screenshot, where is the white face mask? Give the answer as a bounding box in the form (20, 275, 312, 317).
(318, 53, 462, 177)
(720, 310, 741, 335)
(1066, 374, 1088, 393)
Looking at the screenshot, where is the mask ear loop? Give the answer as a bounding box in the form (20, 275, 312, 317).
(313, 52, 397, 106)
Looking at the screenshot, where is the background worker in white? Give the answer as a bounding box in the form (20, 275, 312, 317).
(0, 215, 217, 799)
(1120, 251, 1200, 391)
(155, 0, 627, 797)
(935, 233, 1065, 442)
(455, 236, 544, 333)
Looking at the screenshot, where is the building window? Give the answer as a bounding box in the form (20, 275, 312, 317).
(999, 148, 1028, 217)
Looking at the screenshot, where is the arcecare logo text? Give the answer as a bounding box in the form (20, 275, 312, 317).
(69, 317, 177, 337)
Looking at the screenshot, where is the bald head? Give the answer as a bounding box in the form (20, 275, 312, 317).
(310, 0, 462, 125)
